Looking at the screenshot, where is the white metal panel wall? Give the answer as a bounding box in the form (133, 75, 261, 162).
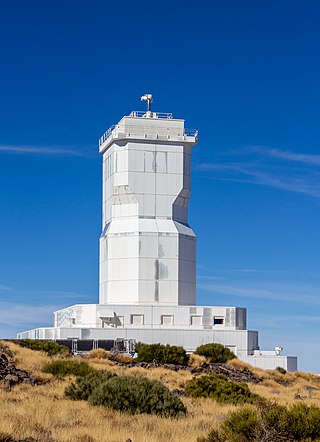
(99, 114, 197, 306)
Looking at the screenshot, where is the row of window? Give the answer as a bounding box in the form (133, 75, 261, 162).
(130, 314, 225, 326)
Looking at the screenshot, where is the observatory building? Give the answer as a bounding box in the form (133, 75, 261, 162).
(18, 95, 297, 371)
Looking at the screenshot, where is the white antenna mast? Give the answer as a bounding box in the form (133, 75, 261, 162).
(140, 93, 153, 113)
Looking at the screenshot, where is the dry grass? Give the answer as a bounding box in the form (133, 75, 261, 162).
(188, 353, 207, 369)
(87, 348, 110, 359)
(0, 377, 232, 442)
(247, 367, 320, 406)
(113, 353, 133, 364)
(86, 349, 133, 364)
(228, 357, 253, 371)
(1, 341, 320, 442)
(1, 340, 52, 383)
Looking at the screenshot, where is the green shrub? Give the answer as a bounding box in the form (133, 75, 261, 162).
(135, 342, 188, 365)
(195, 343, 235, 363)
(263, 402, 320, 441)
(12, 339, 70, 356)
(200, 402, 320, 442)
(185, 373, 258, 405)
(275, 366, 287, 374)
(65, 371, 116, 401)
(88, 375, 186, 417)
(197, 429, 227, 442)
(223, 407, 258, 441)
(42, 359, 96, 377)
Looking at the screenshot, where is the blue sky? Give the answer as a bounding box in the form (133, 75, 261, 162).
(1, 0, 320, 371)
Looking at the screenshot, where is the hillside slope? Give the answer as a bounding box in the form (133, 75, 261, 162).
(0, 341, 319, 442)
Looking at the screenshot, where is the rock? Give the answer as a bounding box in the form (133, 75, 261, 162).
(0, 347, 36, 387)
(0, 353, 9, 365)
(22, 377, 35, 385)
(172, 388, 189, 397)
(113, 358, 261, 384)
(14, 370, 29, 378)
(193, 362, 261, 383)
(4, 374, 19, 385)
(163, 364, 177, 371)
(0, 345, 14, 358)
(304, 385, 316, 391)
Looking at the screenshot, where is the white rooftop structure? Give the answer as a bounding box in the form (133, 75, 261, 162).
(99, 104, 197, 306)
(18, 95, 297, 371)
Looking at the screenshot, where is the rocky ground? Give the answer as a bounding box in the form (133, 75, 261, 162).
(114, 360, 261, 383)
(0, 345, 36, 388)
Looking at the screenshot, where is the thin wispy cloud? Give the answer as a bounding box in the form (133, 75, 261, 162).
(0, 286, 94, 301)
(39, 290, 94, 299)
(0, 284, 13, 292)
(250, 312, 320, 329)
(0, 144, 94, 157)
(252, 146, 320, 166)
(198, 281, 320, 306)
(197, 147, 320, 198)
(0, 301, 59, 326)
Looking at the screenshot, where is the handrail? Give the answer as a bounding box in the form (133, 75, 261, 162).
(99, 125, 116, 146)
(129, 111, 173, 119)
(184, 128, 199, 137)
(99, 124, 198, 147)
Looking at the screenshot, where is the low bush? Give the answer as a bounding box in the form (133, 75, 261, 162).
(222, 407, 258, 441)
(197, 429, 226, 442)
(42, 359, 96, 377)
(88, 375, 186, 417)
(12, 339, 70, 356)
(135, 342, 188, 365)
(185, 373, 258, 405)
(65, 370, 116, 401)
(195, 343, 235, 363)
(275, 366, 287, 374)
(263, 402, 320, 441)
(199, 402, 320, 442)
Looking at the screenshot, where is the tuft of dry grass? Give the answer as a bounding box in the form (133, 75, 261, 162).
(87, 348, 110, 359)
(295, 371, 320, 384)
(113, 353, 133, 364)
(188, 353, 207, 369)
(228, 358, 254, 371)
(86, 349, 133, 364)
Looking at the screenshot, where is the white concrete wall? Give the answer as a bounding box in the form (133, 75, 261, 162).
(18, 326, 251, 354)
(99, 114, 197, 306)
(242, 355, 298, 371)
(53, 303, 247, 331)
(17, 323, 295, 371)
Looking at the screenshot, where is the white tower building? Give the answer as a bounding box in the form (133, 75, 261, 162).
(17, 96, 297, 372)
(99, 96, 197, 306)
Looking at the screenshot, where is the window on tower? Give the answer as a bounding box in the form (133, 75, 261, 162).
(161, 315, 173, 325)
(213, 317, 224, 326)
(130, 314, 144, 325)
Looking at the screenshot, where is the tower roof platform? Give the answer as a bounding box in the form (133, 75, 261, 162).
(99, 110, 198, 154)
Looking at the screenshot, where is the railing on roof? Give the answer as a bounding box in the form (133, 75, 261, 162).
(99, 123, 198, 147)
(129, 111, 173, 119)
(99, 125, 116, 146)
(184, 128, 199, 137)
